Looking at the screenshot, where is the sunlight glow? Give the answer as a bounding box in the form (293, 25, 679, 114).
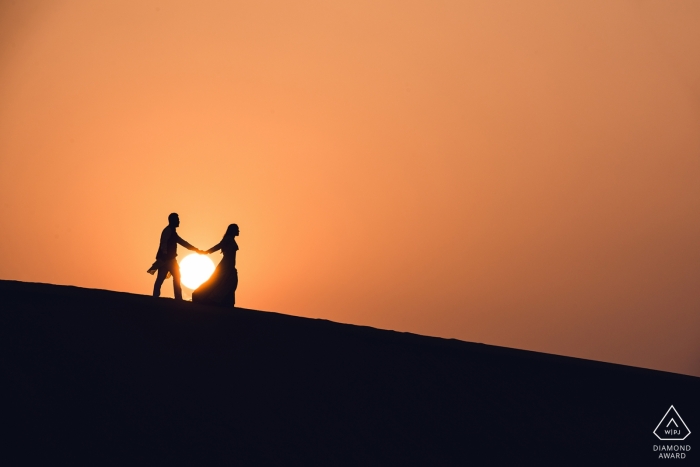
(179, 253, 215, 289)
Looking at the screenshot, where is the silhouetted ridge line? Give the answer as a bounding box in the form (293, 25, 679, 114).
(0, 280, 698, 466)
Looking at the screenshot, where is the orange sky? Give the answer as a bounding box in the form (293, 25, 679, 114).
(1, 0, 699, 376)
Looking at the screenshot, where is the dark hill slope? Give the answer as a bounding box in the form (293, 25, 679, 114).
(0, 280, 697, 466)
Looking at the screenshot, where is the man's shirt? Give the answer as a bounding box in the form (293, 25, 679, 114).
(155, 226, 195, 260)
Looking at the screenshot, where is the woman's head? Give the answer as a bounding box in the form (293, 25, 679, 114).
(224, 224, 239, 238)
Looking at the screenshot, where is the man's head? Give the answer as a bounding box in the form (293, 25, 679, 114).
(168, 213, 180, 228)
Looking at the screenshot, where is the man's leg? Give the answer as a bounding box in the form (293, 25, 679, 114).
(170, 261, 183, 300)
(153, 266, 168, 297)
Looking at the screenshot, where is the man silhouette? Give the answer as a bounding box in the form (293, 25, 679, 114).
(148, 213, 202, 300)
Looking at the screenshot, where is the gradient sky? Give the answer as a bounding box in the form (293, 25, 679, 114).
(1, 0, 699, 376)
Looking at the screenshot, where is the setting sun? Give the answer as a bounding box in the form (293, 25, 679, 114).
(179, 254, 215, 290)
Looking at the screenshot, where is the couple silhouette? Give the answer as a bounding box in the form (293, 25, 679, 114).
(147, 213, 240, 307)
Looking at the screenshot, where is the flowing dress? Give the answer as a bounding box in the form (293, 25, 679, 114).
(192, 237, 238, 307)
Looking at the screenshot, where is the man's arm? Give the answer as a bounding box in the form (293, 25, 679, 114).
(174, 231, 201, 252)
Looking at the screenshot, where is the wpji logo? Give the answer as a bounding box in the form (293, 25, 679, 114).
(654, 406, 690, 441)
(653, 405, 691, 460)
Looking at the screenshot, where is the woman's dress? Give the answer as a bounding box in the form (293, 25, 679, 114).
(192, 237, 238, 307)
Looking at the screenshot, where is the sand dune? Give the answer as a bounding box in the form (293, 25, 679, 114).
(0, 280, 697, 465)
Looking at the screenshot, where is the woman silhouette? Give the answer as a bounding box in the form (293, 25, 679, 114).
(192, 224, 240, 307)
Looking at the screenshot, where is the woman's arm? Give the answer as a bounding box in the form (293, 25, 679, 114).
(205, 242, 222, 254)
